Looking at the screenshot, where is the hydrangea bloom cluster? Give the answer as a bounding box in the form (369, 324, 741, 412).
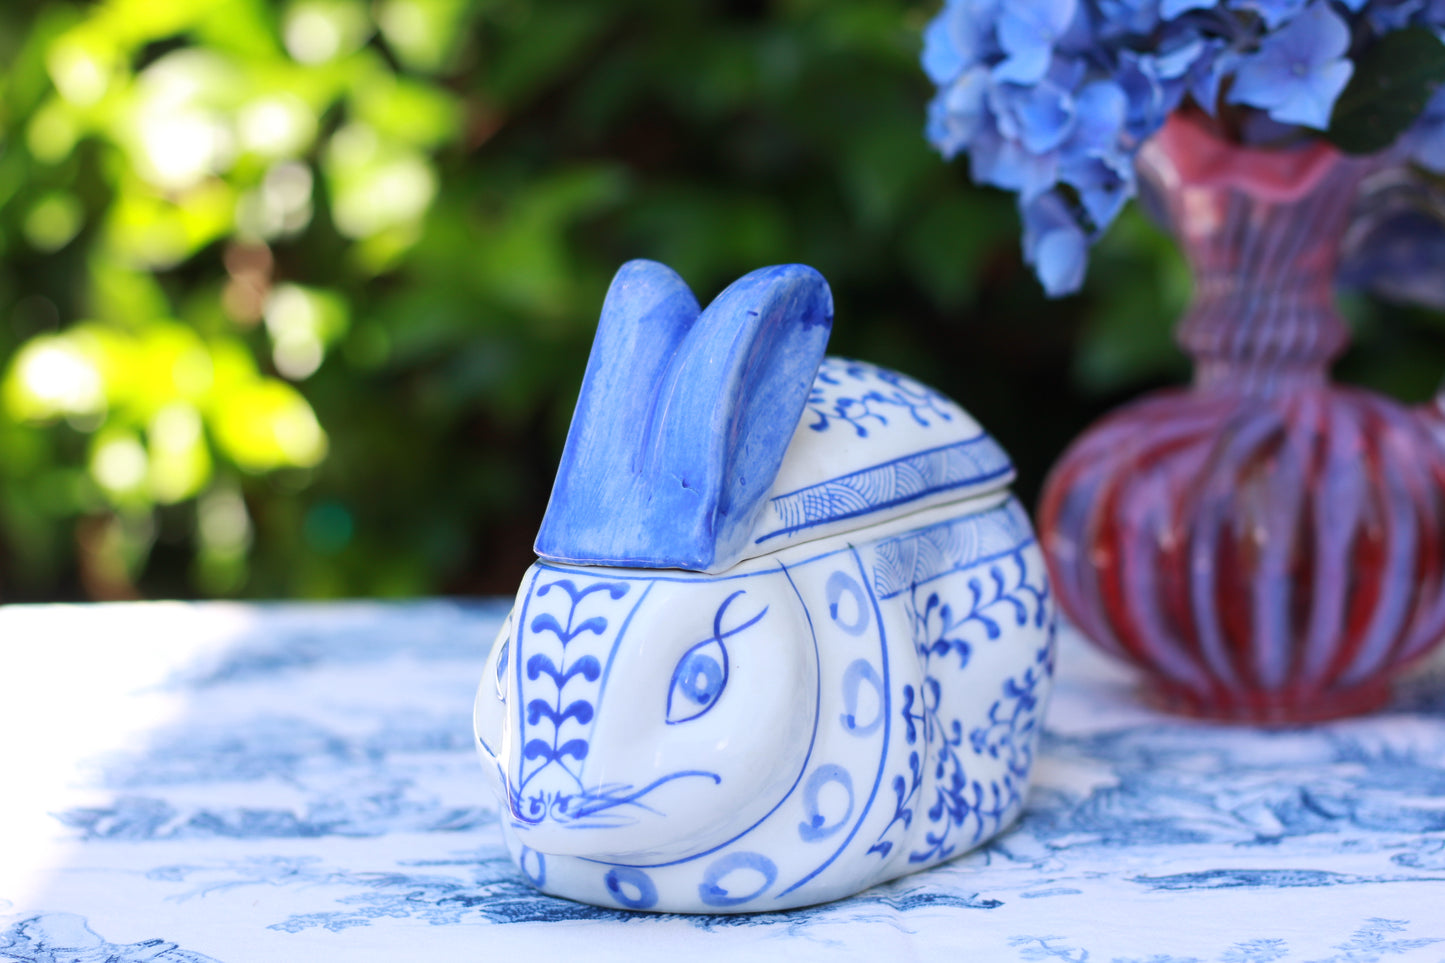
(923, 0, 1445, 295)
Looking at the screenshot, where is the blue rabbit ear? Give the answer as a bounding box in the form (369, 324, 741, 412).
(646, 264, 833, 568)
(536, 262, 834, 572)
(535, 259, 701, 563)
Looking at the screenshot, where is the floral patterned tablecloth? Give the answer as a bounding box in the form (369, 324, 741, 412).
(1, 601, 1443, 963)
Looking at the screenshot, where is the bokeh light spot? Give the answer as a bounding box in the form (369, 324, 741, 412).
(129, 51, 239, 190)
(46, 37, 114, 106)
(237, 162, 314, 240)
(331, 154, 437, 239)
(6, 338, 106, 422)
(264, 283, 343, 380)
(198, 487, 252, 553)
(24, 193, 85, 252)
(26, 100, 81, 164)
(91, 434, 148, 494)
(238, 96, 316, 158)
(213, 380, 327, 471)
(137, 110, 233, 190)
(284, 1, 370, 64)
(147, 403, 210, 503)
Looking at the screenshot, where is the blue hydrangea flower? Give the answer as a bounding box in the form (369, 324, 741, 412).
(1228, 0, 1354, 129)
(922, 0, 1001, 85)
(927, 66, 992, 158)
(1161, 0, 1214, 17)
(1115, 46, 1198, 141)
(1364, 0, 1426, 32)
(1187, 40, 1234, 114)
(921, 0, 1445, 296)
(994, 0, 1080, 84)
(969, 120, 1063, 197)
(1231, 0, 1310, 29)
(1341, 200, 1445, 308)
(1423, 0, 1445, 37)
(991, 76, 1079, 154)
(1022, 192, 1090, 296)
(1095, 0, 1168, 39)
(1409, 85, 1445, 171)
(1059, 81, 1135, 226)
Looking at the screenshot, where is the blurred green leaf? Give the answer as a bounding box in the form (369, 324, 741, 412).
(3, 0, 1442, 603)
(23, 190, 84, 251)
(376, 0, 474, 72)
(211, 378, 327, 471)
(1329, 27, 1445, 155)
(350, 70, 462, 148)
(484, 1, 610, 108)
(1071, 209, 1191, 394)
(470, 164, 628, 323)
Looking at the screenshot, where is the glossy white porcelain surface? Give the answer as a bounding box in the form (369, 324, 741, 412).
(739, 357, 1015, 569)
(475, 494, 1055, 912)
(485, 260, 1053, 912)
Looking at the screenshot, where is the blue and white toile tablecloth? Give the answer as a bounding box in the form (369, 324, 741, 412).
(2, 601, 1444, 962)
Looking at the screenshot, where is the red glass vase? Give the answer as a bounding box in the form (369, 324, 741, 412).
(1038, 111, 1445, 723)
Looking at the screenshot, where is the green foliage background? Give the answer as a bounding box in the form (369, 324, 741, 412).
(1, 0, 1441, 601)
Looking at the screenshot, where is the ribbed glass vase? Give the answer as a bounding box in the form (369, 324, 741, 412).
(1038, 111, 1445, 723)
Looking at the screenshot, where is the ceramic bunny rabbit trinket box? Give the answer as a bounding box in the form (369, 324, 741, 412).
(473, 261, 1056, 913)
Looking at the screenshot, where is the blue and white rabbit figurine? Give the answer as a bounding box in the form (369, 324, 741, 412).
(474, 260, 1055, 913)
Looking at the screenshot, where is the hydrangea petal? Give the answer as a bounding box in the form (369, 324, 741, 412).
(973, 130, 1060, 196)
(1093, 0, 1165, 40)
(1410, 87, 1445, 172)
(1022, 192, 1089, 296)
(1228, 0, 1353, 129)
(1117, 50, 1191, 141)
(1366, 0, 1426, 32)
(1064, 156, 1134, 227)
(923, 0, 989, 84)
(1188, 43, 1234, 115)
(994, 17, 1056, 83)
(1265, 58, 1353, 128)
(1231, 0, 1309, 29)
(993, 0, 1078, 84)
(922, 15, 967, 85)
(918, 0, 1443, 298)
(1161, 0, 1215, 18)
(926, 65, 992, 157)
(1154, 36, 1206, 79)
(1069, 80, 1128, 155)
(994, 80, 1078, 154)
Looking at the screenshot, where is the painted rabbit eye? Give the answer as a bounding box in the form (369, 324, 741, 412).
(666, 638, 729, 724)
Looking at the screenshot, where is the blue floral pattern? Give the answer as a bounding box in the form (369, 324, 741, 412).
(0, 914, 223, 963)
(751, 356, 1015, 550)
(4, 599, 1444, 959)
(873, 498, 1038, 600)
(760, 435, 1013, 544)
(804, 358, 957, 438)
(480, 501, 1058, 912)
(511, 576, 632, 824)
(869, 537, 1055, 865)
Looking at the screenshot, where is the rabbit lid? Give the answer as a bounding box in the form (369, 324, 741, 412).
(534, 260, 1014, 574)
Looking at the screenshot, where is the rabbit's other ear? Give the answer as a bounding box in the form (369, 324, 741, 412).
(644, 264, 833, 570)
(535, 260, 700, 563)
